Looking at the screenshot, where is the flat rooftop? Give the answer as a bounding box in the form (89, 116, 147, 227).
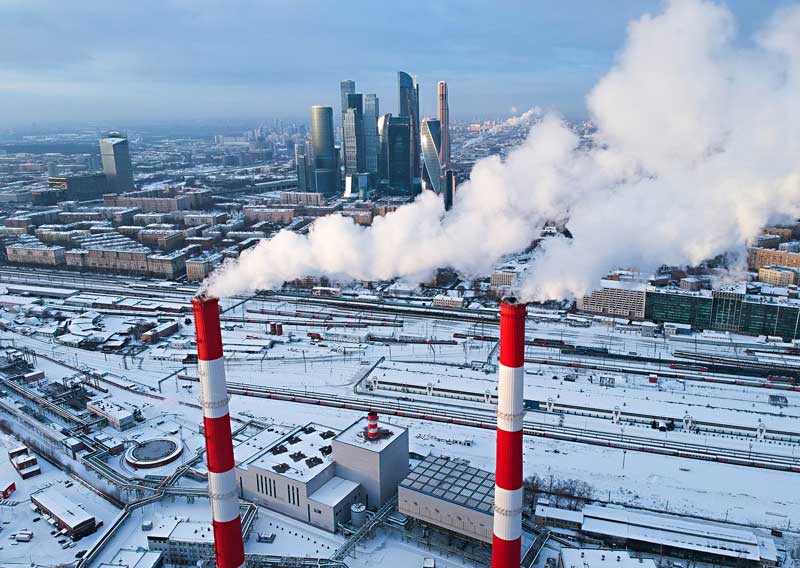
(560, 549, 657, 568)
(400, 454, 494, 516)
(308, 475, 359, 507)
(31, 486, 95, 529)
(242, 422, 338, 482)
(333, 416, 406, 452)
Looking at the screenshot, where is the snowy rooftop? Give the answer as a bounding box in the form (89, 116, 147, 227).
(560, 549, 657, 568)
(334, 416, 406, 453)
(581, 505, 774, 562)
(242, 422, 338, 482)
(308, 475, 359, 507)
(98, 548, 164, 568)
(400, 454, 494, 515)
(31, 486, 95, 530)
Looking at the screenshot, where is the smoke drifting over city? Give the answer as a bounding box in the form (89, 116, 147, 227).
(204, 0, 800, 301)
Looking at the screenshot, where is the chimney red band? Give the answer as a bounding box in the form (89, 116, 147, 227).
(204, 415, 235, 473)
(213, 517, 246, 568)
(492, 535, 521, 568)
(494, 429, 523, 489)
(499, 300, 526, 367)
(193, 296, 223, 361)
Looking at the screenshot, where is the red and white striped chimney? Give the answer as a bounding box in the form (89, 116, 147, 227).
(367, 411, 379, 439)
(192, 296, 245, 568)
(492, 297, 526, 568)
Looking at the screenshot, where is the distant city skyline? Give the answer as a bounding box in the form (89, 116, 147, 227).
(0, 0, 792, 127)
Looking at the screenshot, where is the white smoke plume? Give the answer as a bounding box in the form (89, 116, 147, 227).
(204, 0, 800, 301)
(497, 107, 543, 129)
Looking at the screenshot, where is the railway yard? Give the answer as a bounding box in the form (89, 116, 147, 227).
(0, 266, 798, 567)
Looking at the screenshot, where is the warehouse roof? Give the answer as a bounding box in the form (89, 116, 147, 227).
(31, 487, 94, 530)
(400, 454, 494, 515)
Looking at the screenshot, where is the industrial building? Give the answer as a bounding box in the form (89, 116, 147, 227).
(536, 503, 778, 568)
(99, 548, 164, 568)
(31, 486, 98, 539)
(86, 397, 136, 430)
(331, 414, 409, 509)
(239, 415, 408, 532)
(9, 446, 41, 479)
(559, 549, 657, 568)
(146, 510, 256, 567)
(398, 454, 494, 544)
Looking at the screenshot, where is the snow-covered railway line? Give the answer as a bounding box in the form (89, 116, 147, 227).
(178, 376, 800, 473)
(359, 377, 800, 442)
(524, 356, 800, 392)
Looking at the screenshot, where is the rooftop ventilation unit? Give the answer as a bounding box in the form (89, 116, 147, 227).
(305, 456, 323, 468)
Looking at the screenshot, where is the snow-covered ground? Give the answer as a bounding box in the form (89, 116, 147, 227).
(0, 271, 798, 566)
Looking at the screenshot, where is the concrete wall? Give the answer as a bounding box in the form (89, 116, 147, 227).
(398, 486, 493, 544)
(332, 429, 409, 509)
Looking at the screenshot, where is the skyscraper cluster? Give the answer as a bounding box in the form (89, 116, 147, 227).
(296, 71, 455, 205)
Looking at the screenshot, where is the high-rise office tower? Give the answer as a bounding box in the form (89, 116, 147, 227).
(343, 93, 365, 175)
(420, 118, 443, 194)
(444, 170, 457, 211)
(339, 80, 356, 170)
(377, 113, 391, 181)
(100, 133, 134, 192)
(398, 71, 421, 179)
(363, 94, 380, 175)
(340, 80, 356, 119)
(310, 106, 338, 195)
(438, 81, 450, 169)
(294, 142, 309, 191)
(385, 115, 412, 193)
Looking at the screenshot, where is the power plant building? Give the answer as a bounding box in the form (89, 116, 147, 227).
(398, 454, 495, 544)
(238, 416, 408, 532)
(331, 415, 409, 509)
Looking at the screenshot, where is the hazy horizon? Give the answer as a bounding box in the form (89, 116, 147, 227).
(1, 0, 790, 129)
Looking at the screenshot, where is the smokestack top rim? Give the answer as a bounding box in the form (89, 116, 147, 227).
(192, 294, 219, 305)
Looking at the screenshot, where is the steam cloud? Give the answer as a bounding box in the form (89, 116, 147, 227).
(204, 0, 800, 301)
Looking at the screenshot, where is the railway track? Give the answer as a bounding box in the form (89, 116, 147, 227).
(524, 355, 800, 393)
(178, 376, 800, 473)
(361, 377, 800, 442)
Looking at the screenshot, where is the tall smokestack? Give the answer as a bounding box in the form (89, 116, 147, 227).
(192, 296, 245, 568)
(492, 297, 526, 568)
(367, 411, 379, 439)
(437, 81, 450, 169)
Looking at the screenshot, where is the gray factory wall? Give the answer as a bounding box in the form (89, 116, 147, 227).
(398, 486, 493, 544)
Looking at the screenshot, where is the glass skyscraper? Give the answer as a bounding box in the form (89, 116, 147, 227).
(385, 115, 412, 193)
(397, 71, 420, 179)
(310, 105, 338, 195)
(343, 93, 365, 174)
(363, 94, 380, 176)
(100, 133, 135, 192)
(420, 118, 443, 194)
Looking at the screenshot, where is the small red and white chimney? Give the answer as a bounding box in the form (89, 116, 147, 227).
(192, 296, 245, 568)
(367, 411, 379, 440)
(492, 297, 526, 568)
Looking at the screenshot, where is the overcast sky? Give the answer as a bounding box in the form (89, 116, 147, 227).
(0, 0, 791, 127)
